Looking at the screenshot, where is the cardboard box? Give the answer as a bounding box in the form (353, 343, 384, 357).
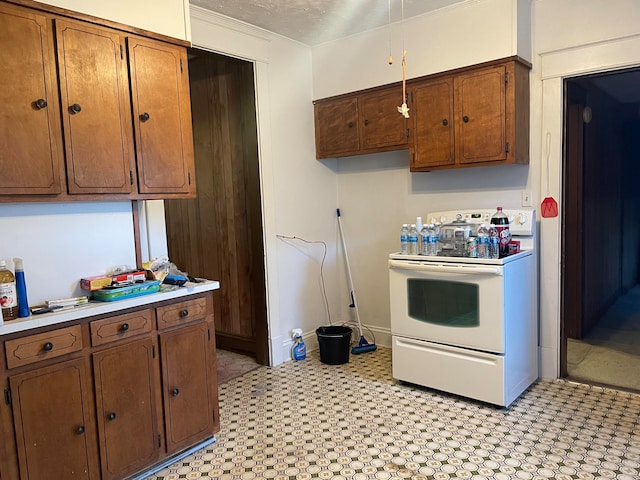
(81, 271, 148, 291)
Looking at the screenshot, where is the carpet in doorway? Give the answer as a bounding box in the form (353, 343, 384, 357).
(216, 349, 260, 384)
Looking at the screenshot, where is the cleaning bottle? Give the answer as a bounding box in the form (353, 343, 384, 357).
(0, 260, 17, 320)
(291, 328, 306, 361)
(13, 258, 30, 318)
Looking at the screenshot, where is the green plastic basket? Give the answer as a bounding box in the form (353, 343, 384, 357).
(93, 280, 161, 302)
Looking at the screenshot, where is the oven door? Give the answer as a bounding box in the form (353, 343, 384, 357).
(389, 259, 505, 353)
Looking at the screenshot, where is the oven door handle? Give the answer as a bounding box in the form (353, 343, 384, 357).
(388, 260, 503, 276)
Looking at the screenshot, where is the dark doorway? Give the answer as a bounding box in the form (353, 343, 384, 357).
(164, 49, 269, 365)
(562, 68, 640, 390)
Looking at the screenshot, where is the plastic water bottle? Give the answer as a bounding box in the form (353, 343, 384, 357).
(491, 206, 511, 257)
(408, 224, 419, 255)
(488, 225, 500, 259)
(400, 224, 410, 254)
(476, 224, 490, 259)
(420, 225, 429, 255)
(428, 224, 438, 255)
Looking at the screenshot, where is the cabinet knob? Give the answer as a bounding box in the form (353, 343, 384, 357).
(76, 425, 85, 435)
(34, 98, 48, 110)
(180, 309, 189, 318)
(107, 412, 117, 421)
(120, 323, 129, 333)
(364, 119, 370, 126)
(140, 112, 150, 122)
(70, 103, 82, 114)
(171, 388, 180, 397)
(43, 342, 53, 352)
(442, 119, 448, 126)
(462, 115, 469, 123)
(347, 122, 354, 128)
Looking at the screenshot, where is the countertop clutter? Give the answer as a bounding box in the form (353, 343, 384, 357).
(0, 279, 219, 337)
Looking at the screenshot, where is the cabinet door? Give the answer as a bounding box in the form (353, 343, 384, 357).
(0, 4, 64, 195)
(56, 18, 136, 194)
(314, 97, 359, 158)
(359, 88, 409, 150)
(411, 78, 455, 169)
(9, 358, 99, 480)
(160, 322, 215, 454)
(128, 37, 196, 196)
(454, 65, 507, 165)
(93, 338, 161, 480)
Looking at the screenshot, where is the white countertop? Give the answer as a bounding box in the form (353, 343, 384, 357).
(0, 280, 220, 337)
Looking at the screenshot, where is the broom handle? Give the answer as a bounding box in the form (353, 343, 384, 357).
(336, 209, 363, 337)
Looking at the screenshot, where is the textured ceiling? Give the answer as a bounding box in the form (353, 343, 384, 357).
(189, 0, 469, 46)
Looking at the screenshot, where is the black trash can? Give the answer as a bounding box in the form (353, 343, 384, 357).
(316, 326, 352, 365)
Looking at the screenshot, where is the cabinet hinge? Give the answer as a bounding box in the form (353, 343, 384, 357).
(180, 58, 183, 73)
(406, 128, 410, 139)
(505, 142, 510, 153)
(4, 388, 11, 406)
(208, 328, 211, 341)
(157, 434, 161, 448)
(130, 170, 134, 185)
(188, 172, 191, 185)
(505, 72, 509, 84)
(152, 344, 156, 358)
(120, 45, 123, 60)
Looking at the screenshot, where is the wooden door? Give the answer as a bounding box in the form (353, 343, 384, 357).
(128, 37, 195, 195)
(411, 78, 455, 169)
(56, 18, 136, 194)
(455, 65, 507, 164)
(164, 52, 268, 364)
(159, 322, 214, 454)
(93, 338, 161, 480)
(0, 3, 64, 195)
(314, 97, 360, 158)
(9, 358, 99, 480)
(359, 87, 409, 150)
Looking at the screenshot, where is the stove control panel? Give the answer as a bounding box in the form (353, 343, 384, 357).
(427, 208, 536, 236)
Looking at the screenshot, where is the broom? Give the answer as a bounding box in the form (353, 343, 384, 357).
(336, 208, 377, 354)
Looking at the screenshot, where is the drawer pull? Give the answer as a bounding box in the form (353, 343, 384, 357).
(76, 425, 85, 435)
(120, 323, 129, 333)
(140, 112, 150, 122)
(43, 342, 53, 352)
(171, 388, 180, 397)
(442, 118, 448, 126)
(107, 412, 117, 421)
(180, 309, 189, 318)
(70, 103, 82, 114)
(462, 115, 469, 123)
(34, 98, 48, 109)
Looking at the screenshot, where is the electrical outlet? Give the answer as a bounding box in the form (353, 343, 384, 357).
(521, 190, 532, 207)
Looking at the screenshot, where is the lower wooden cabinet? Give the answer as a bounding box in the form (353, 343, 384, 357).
(93, 337, 162, 480)
(9, 357, 100, 480)
(0, 291, 219, 480)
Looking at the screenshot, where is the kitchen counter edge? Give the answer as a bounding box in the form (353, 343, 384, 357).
(0, 280, 220, 337)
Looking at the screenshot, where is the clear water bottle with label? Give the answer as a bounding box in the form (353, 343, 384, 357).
(419, 225, 429, 255)
(408, 224, 419, 255)
(490, 206, 511, 257)
(476, 223, 490, 259)
(488, 225, 500, 259)
(400, 224, 410, 254)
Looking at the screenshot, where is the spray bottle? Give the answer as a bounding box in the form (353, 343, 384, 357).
(13, 258, 30, 318)
(291, 328, 306, 361)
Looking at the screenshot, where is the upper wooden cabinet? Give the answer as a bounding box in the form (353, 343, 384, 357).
(411, 59, 529, 171)
(0, 3, 64, 195)
(128, 37, 195, 196)
(314, 85, 409, 159)
(0, 1, 196, 201)
(313, 57, 530, 171)
(56, 18, 137, 194)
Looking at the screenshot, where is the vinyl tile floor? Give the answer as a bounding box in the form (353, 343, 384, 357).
(145, 347, 640, 480)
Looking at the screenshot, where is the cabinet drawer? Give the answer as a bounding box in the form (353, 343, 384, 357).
(156, 297, 208, 330)
(90, 309, 153, 346)
(5, 325, 83, 369)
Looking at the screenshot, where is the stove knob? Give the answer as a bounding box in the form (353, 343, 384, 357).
(515, 213, 528, 225)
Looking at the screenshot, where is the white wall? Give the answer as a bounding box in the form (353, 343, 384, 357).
(312, 0, 534, 350)
(39, 0, 190, 40)
(189, 7, 341, 365)
(533, 0, 640, 378)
